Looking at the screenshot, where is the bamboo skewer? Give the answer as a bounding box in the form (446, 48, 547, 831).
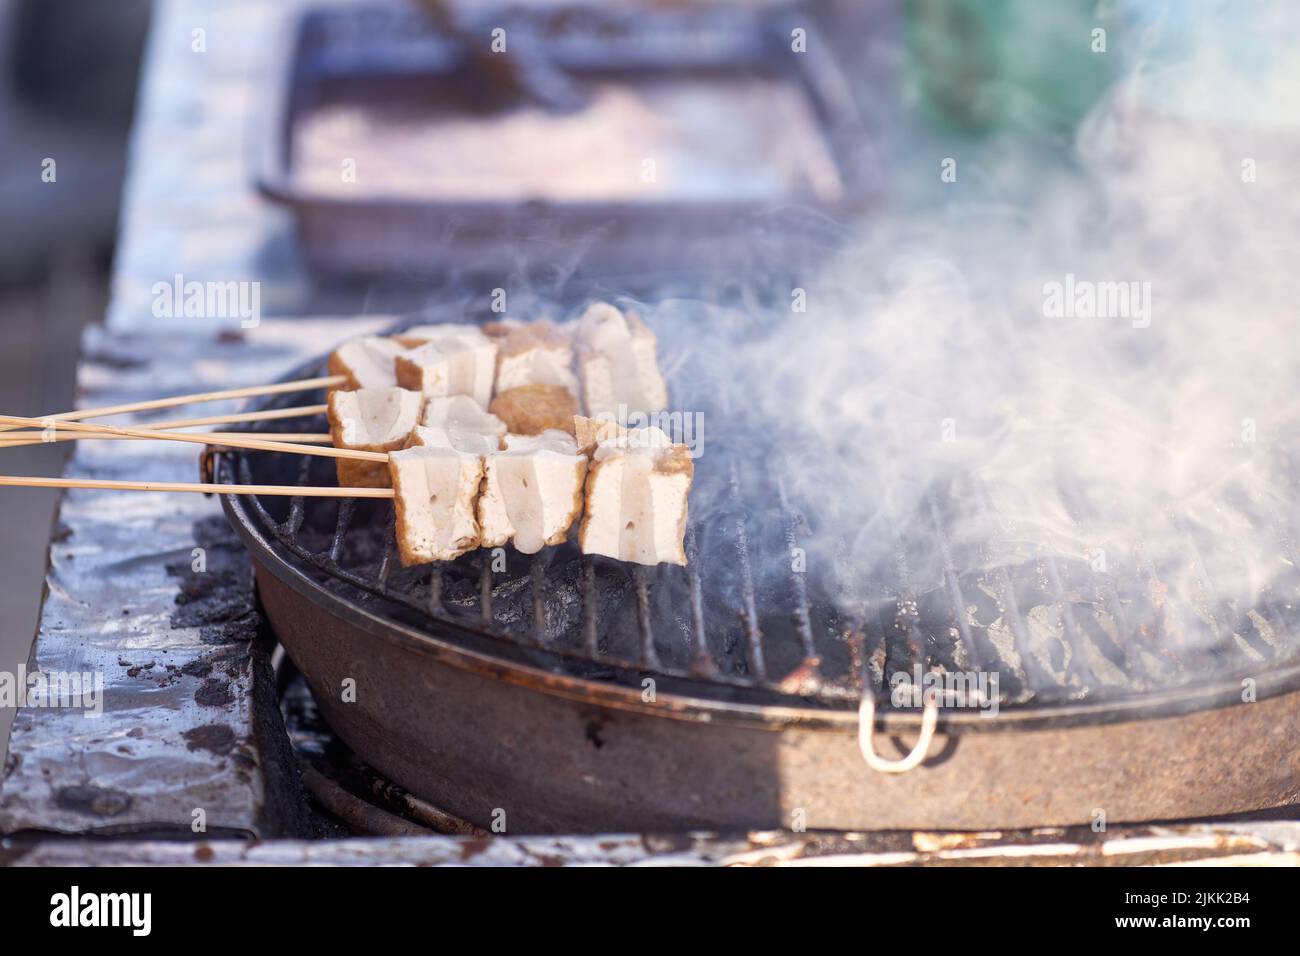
(0, 415, 384, 463)
(0, 375, 347, 434)
(129, 404, 329, 430)
(0, 372, 371, 497)
(0, 476, 393, 498)
(0, 431, 334, 447)
(0, 404, 332, 448)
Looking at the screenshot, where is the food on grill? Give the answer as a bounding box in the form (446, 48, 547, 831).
(420, 395, 507, 442)
(478, 430, 588, 554)
(328, 336, 408, 390)
(326, 386, 422, 487)
(394, 333, 497, 407)
(572, 414, 658, 455)
(484, 320, 579, 395)
(579, 425, 693, 566)
(312, 313, 687, 566)
(490, 384, 578, 436)
(407, 424, 500, 457)
(389, 445, 484, 565)
(573, 302, 669, 418)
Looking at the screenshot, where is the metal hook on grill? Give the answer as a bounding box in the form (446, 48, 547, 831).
(857, 691, 938, 774)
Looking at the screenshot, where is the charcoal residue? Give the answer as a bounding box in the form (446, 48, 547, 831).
(182, 723, 238, 756)
(54, 785, 133, 818)
(166, 515, 259, 645)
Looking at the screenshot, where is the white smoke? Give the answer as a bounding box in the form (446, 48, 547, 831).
(649, 1, 1300, 653)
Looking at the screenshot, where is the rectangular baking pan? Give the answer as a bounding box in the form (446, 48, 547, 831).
(255, 3, 876, 278)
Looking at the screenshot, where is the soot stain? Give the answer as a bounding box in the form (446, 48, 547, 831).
(182, 723, 238, 756)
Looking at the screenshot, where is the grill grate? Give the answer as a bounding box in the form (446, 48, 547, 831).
(216, 362, 1300, 714)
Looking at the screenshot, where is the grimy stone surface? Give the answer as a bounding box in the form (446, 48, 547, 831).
(0, 0, 386, 838)
(0, 320, 384, 838)
(6, 822, 1300, 867)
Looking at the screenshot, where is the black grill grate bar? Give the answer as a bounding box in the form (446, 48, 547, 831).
(925, 492, 981, 672)
(684, 526, 717, 677)
(530, 553, 548, 644)
(580, 558, 599, 655)
(328, 498, 356, 567)
(882, 503, 928, 680)
(776, 477, 819, 665)
(284, 456, 313, 538)
(729, 461, 766, 680)
(634, 566, 661, 670)
(428, 567, 444, 612)
(376, 508, 397, 594)
(479, 557, 494, 623)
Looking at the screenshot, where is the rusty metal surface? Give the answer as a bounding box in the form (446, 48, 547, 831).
(0, 0, 386, 839)
(5, 822, 1300, 867)
(258, 3, 875, 277)
(0, 321, 386, 838)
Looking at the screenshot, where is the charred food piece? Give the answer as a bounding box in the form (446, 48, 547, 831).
(490, 384, 578, 436)
(326, 387, 422, 487)
(478, 430, 587, 554)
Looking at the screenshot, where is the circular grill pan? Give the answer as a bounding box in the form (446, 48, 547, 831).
(215, 347, 1300, 831)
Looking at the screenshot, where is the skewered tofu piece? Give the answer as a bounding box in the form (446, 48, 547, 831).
(388, 445, 484, 565)
(579, 426, 693, 566)
(573, 302, 669, 418)
(490, 384, 578, 436)
(484, 320, 579, 395)
(395, 334, 498, 407)
(326, 387, 422, 487)
(478, 431, 587, 554)
(328, 336, 408, 390)
(407, 424, 501, 457)
(573, 415, 672, 455)
(421, 395, 507, 443)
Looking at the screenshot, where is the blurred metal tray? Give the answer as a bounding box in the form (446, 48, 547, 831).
(255, 3, 875, 277)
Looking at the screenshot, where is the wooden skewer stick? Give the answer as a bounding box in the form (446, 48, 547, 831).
(0, 415, 384, 463)
(0, 475, 393, 498)
(0, 431, 334, 447)
(0, 404, 329, 441)
(0, 404, 328, 447)
(0, 375, 347, 434)
(131, 404, 329, 430)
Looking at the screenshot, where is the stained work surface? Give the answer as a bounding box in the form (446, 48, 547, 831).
(0, 321, 381, 838)
(0, 0, 328, 837)
(5, 822, 1300, 867)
